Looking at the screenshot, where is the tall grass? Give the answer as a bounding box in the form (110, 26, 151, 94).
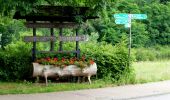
(133, 60, 170, 83)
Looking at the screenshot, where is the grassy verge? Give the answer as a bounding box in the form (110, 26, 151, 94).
(0, 80, 115, 95)
(1, 60, 170, 95)
(133, 60, 170, 83)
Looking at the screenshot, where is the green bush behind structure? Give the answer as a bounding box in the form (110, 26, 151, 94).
(0, 42, 32, 81)
(0, 41, 134, 83)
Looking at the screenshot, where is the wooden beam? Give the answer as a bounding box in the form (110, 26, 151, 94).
(32, 22, 36, 61)
(25, 22, 78, 28)
(76, 28, 79, 58)
(37, 50, 78, 54)
(24, 36, 57, 42)
(58, 35, 88, 41)
(23, 35, 88, 42)
(50, 27, 54, 51)
(59, 28, 63, 51)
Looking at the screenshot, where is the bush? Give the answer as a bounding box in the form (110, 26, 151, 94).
(0, 40, 135, 84)
(133, 45, 170, 61)
(134, 48, 156, 61)
(80, 41, 135, 83)
(0, 41, 32, 81)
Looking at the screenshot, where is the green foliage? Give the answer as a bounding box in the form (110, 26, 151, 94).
(142, 2, 170, 46)
(0, 39, 135, 83)
(133, 45, 170, 61)
(80, 41, 135, 83)
(90, 0, 170, 47)
(0, 16, 26, 49)
(1, 0, 170, 48)
(134, 48, 157, 61)
(0, 0, 169, 84)
(132, 23, 149, 47)
(0, 41, 32, 81)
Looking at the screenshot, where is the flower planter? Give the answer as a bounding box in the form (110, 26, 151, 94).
(32, 62, 97, 85)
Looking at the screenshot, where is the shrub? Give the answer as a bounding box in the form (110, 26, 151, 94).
(134, 48, 156, 61)
(0, 40, 135, 83)
(80, 41, 135, 83)
(0, 41, 32, 81)
(133, 45, 170, 61)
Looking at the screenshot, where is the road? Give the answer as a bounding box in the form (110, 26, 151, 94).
(1, 80, 170, 100)
(130, 93, 170, 100)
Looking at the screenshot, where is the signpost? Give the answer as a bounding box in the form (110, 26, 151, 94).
(113, 13, 147, 66)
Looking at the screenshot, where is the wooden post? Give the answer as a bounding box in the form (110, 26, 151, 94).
(32, 21, 36, 61)
(50, 28, 54, 51)
(59, 28, 63, 51)
(76, 28, 80, 58)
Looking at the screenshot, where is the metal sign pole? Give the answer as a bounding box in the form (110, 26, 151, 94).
(128, 14, 132, 66)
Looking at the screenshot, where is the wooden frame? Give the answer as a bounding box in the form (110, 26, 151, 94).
(13, 6, 98, 61)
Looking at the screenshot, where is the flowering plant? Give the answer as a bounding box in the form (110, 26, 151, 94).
(35, 56, 95, 69)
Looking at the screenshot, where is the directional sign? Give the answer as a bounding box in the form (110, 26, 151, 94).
(131, 14, 147, 19)
(125, 23, 131, 28)
(115, 19, 129, 24)
(114, 13, 128, 19)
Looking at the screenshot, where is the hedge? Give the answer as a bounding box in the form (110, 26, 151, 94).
(0, 41, 134, 83)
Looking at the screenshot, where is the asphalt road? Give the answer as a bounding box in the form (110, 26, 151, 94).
(130, 93, 170, 100)
(1, 80, 170, 100)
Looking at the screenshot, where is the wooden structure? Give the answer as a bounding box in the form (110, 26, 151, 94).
(13, 6, 98, 61)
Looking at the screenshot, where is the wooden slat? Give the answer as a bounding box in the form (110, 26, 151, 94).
(23, 35, 88, 42)
(59, 35, 88, 41)
(25, 22, 78, 28)
(37, 50, 78, 54)
(24, 36, 57, 42)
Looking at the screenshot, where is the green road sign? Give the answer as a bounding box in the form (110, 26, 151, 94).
(114, 13, 128, 19)
(125, 23, 131, 28)
(131, 14, 147, 19)
(115, 19, 129, 24)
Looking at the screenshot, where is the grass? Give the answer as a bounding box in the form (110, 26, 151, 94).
(133, 60, 170, 83)
(0, 79, 115, 95)
(0, 60, 170, 95)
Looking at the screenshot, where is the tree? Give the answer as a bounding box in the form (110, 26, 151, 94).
(0, 0, 112, 16)
(141, 2, 170, 45)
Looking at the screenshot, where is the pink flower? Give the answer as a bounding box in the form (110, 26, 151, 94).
(46, 57, 50, 61)
(53, 58, 58, 61)
(62, 57, 65, 62)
